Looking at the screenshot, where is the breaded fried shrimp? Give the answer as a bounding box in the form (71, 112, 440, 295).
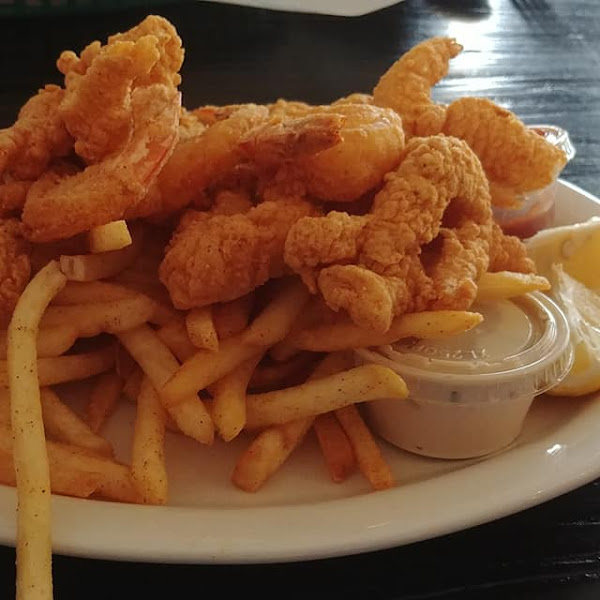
(373, 37, 462, 137)
(22, 85, 180, 242)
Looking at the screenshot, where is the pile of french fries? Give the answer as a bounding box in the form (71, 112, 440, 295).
(3, 218, 550, 598)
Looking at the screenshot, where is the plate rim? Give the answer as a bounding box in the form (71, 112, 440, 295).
(1, 178, 599, 565)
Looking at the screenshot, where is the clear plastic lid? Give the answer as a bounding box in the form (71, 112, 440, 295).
(357, 292, 573, 403)
(528, 124, 576, 162)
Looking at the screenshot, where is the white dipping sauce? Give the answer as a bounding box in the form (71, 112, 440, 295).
(356, 292, 573, 459)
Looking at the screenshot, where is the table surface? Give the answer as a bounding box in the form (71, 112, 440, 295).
(1, 0, 600, 598)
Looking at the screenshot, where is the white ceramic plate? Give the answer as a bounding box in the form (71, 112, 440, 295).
(1, 179, 599, 564)
(203, 0, 404, 17)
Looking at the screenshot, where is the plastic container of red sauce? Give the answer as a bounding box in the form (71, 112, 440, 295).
(355, 293, 572, 460)
(493, 125, 576, 239)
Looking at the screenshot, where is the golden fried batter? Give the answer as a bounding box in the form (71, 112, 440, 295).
(0, 219, 30, 326)
(0, 85, 72, 182)
(443, 97, 568, 206)
(373, 37, 462, 137)
(159, 198, 318, 309)
(285, 135, 515, 332)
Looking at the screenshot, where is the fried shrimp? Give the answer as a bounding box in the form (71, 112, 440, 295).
(57, 15, 183, 165)
(373, 38, 568, 207)
(285, 135, 515, 332)
(22, 85, 180, 242)
(443, 97, 568, 207)
(132, 104, 270, 218)
(107, 14, 184, 87)
(373, 37, 462, 137)
(0, 85, 72, 182)
(242, 104, 406, 202)
(58, 38, 161, 164)
(159, 198, 318, 309)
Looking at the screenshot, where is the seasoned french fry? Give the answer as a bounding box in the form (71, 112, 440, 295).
(335, 405, 394, 491)
(0, 346, 115, 387)
(313, 412, 357, 483)
(231, 352, 354, 492)
(52, 280, 137, 305)
(117, 325, 214, 445)
(0, 426, 142, 503)
(88, 220, 132, 254)
(86, 371, 124, 433)
(0, 325, 77, 359)
(161, 337, 260, 407)
(286, 310, 484, 352)
(59, 232, 141, 281)
(213, 293, 254, 339)
(156, 319, 197, 362)
(211, 353, 263, 442)
(475, 271, 551, 303)
(40, 388, 113, 457)
(232, 418, 313, 493)
(186, 307, 219, 351)
(40, 295, 155, 338)
(131, 377, 168, 504)
(161, 279, 309, 405)
(245, 364, 408, 429)
(6, 260, 66, 600)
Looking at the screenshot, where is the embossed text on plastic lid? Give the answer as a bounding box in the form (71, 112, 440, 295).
(356, 292, 573, 459)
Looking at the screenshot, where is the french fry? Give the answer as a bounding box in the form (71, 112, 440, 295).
(313, 412, 357, 483)
(52, 279, 176, 327)
(0, 426, 142, 503)
(475, 271, 551, 303)
(52, 280, 137, 305)
(211, 353, 263, 442)
(0, 346, 115, 387)
(286, 310, 484, 353)
(6, 260, 66, 600)
(231, 418, 313, 493)
(161, 336, 260, 407)
(117, 325, 214, 445)
(59, 233, 141, 281)
(131, 377, 168, 504)
(245, 364, 408, 429)
(186, 307, 219, 351)
(40, 388, 114, 457)
(40, 295, 156, 338)
(85, 371, 124, 433)
(161, 279, 309, 406)
(213, 293, 254, 339)
(232, 352, 354, 492)
(0, 325, 77, 359)
(156, 319, 197, 362)
(88, 220, 132, 254)
(335, 405, 394, 491)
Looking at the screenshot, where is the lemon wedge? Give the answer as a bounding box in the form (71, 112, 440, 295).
(526, 216, 600, 288)
(525, 217, 600, 396)
(544, 265, 600, 396)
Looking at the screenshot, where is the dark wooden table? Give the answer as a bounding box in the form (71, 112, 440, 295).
(1, 0, 600, 598)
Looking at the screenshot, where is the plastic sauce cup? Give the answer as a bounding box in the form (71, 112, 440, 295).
(355, 292, 573, 460)
(493, 125, 576, 239)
